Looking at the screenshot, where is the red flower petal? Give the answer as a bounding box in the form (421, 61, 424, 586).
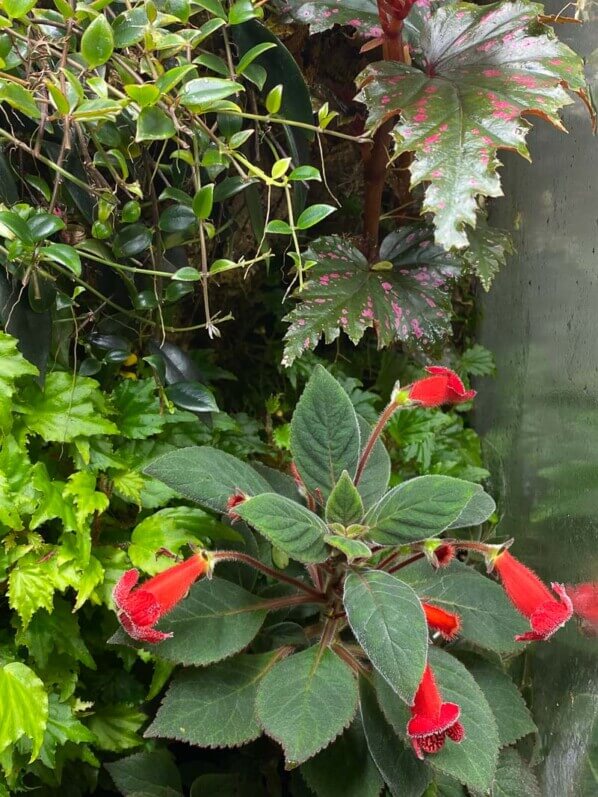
(446, 721, 465, 742)
(434, 542, 455, 568)
(494, 550, 554, 618)
(423, 602, 461, 640)
(408, 375, 451, 407)
(515, 583, 573, 642)
(567, 582, 598, 635)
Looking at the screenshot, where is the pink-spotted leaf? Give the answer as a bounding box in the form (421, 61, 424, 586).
(284, 0, 382, 37)
(356, 0, 587, 249)
(282, 226, 460, 367)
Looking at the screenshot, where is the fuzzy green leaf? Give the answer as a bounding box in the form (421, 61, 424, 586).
(366, 476, 484, 544)
(147, 651, 280, 748)
(324, 535, 371, 562)
(256, 646, 358, 765)
(300, 717, 383, 797)
(236, 493, 328, 563)
(344, 570, 427, 702)
(151, 578, 267, 666)
(290, 365, 361, 498)
(282, 229, 459, 367)
(356, 417, 391, 511)
(376, 646, 500, 793)
(145, 445, 271, 513)
(325, 471, 364, 526)
(401, 561, 528, 654)
(490, 749, 541, 797)
(359, 676, 431, 797)
(356, 1, 586, 249)
(468, 660, 536, 747)
(0, 662, 48, 760)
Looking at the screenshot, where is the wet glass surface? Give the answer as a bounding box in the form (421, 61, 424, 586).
(477, 3, 598, 794)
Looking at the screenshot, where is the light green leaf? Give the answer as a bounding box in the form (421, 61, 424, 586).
(290, 365, 361, 499)
(344, 570, 427, 702)
(3, 0, 37, 18)
(112, 379, 165, 440)
(150, 578, 267, 666)
(296, 204, 336, 230)
(145, 445, 271, 513)
(192, 184, 214, 219)
(401, 561, 527, 654)
(14, 371, 118, 442)
(125, 83, 161, 107)
(147, 651, 281, 748)
(63, 470, 109, 529)
(87, 704, 145, 752)
(0, 82, 41, 120)
(128, 506, 240, 575)
(0, 331, 38, 427)
(40, 694, 95, 769)
(377, 646, 500, 794)
(236, 493, 328, 563)
(0, 210, 34, 243)
(15, 598, 95, 670)
(106, 749, 183, 797)
(178, 77, 244, 111)
(359, 676, 431, 797)
(8, 554, 58, 627)
(256, 646, 358, 765)
(365, 476, 483, 544)
(326, 470, 364, 526)
(136, 107, 176, 141)
(81, 15, 114, 69)
(324, 535, 371, 562)
(300, 717, 383, 797)
(467, 660, 536, 747)
(0, 662, 48, 760)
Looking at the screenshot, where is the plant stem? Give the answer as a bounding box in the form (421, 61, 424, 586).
(354, 398, 400, 485)
(211, 550, 325, 600)
(361, 27, 406, 259)
(332, 644, 370, 677)
(248, 593, 325, 612)
(230, 110, 371, 143)
(388, 552, 424, 574)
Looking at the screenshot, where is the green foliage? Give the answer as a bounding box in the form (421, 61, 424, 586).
(344, 570, 427, 702)
(255, 646, 358, 765)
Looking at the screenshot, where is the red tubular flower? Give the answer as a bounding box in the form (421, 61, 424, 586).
(113, 553, 209, 643)
(423, 603, 461, 640)
(408, 366, 476, 408)
(493, 550, 573, 642)
(567, 582, 598, 636)
(407, 664, 464, 759)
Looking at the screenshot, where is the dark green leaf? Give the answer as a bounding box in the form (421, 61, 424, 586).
(344, 570, 427, 702)
(326, 471, 364, 526)
(236, 493, 328, 563)
(39, 243, 81, 276)
(490, 749, 540, 797)
(153, 578, 268, 666)
(256, 646, 358, 765)
(112, 224, 153, 258)
(290, 365, 361, 499)
(366, 476, 483, 544)
(296, 204, 336, 230)
(0, 210, 34, 244)
(28, 212, 65, 241)
(356, 417, 391, 511)
(300, 717, 383, 797)
(146, 651, 280, 748)
(400, 561, 527, 654)
(106, 749, 183, 797)
(286, 0, 380, 37)
(178, 78, 244, 111)
(165, 382, 218, 414)
(145, 445, 271, 513)
(159, 205, 196, 233)
(467, 660, 536, 747)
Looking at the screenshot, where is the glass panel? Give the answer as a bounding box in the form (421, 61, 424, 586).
(477, 3, 598, 794)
